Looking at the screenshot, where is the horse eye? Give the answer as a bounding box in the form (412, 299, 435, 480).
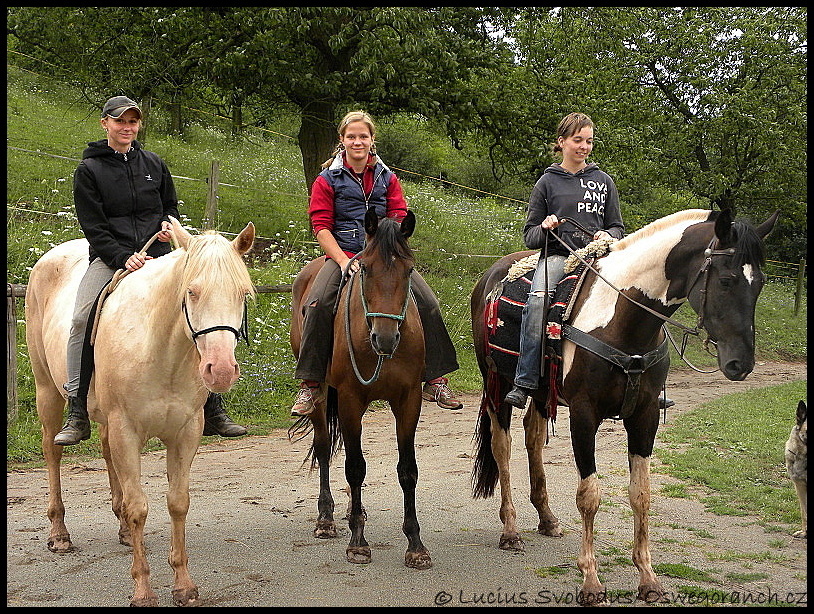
(719, 276, 733, 288)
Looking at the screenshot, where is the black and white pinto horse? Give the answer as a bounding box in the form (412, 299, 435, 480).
(471, 208, 778, 604)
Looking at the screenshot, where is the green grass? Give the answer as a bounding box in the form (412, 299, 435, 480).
(656, 380, 807, 527)
(6, 64, 807, 469)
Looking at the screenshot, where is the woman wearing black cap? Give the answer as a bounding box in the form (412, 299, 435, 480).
(54, 96, 247, 445)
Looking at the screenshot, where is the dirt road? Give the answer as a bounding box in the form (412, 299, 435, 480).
(7, 362, 807, 607)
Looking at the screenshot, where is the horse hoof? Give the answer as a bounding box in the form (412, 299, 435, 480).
(130, 594, 160, 607)
(637, 583, 665, 603)
(405, 549, 433, 569)
(314, 521, 338, 539)
(537, 521, 563, 537)
(172, 586, 200, 606)
(346, 546, 371, 564)
(578, 588, 607, 606)
(499, 533, 524, 552)
(47, 533, 74, 553)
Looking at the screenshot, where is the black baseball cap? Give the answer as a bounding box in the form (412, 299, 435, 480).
(101, 96, 142, 119)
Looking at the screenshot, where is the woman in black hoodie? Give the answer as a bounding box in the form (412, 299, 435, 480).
(504, 113, 625, 409)
(54, 96, 245, 445)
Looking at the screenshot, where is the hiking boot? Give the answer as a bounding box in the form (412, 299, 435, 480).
(203, 393, 247, 437)
(54, 396, 91, 446)
(504, 385, 531, 409)
(291, 383, 322, 417)
(422, 378, 463, 410)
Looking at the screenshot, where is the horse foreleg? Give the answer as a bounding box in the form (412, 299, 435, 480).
(576, 474, 604, 605)
(629, 454, 664, 602)
(395, 396, 432, 569)
(342, 414, 370, 564)
(524, 403, 562, 537)
(99, 423, 131, 546)
(486, 408, 522, 551)
(164, 424, 201, 607)
(37, 387, 73, 553)
(309, 405, 337, 538)
(106, 415, 157, 607)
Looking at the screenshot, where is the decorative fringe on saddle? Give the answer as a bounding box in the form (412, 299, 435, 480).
(480, 238, 616, 430)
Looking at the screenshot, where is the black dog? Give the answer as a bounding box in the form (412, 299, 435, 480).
(785, 400, 807, 538)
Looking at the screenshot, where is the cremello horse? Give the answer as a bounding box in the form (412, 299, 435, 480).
(25, 217, 255, 606)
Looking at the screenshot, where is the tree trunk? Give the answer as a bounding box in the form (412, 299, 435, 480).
(297, 102, 338, 193)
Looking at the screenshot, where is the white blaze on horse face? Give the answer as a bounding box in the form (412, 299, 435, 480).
(742, 263, 755, 285)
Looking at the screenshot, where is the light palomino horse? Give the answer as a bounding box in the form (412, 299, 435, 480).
(471, 208, 777, 604)
(25, 217, 255, 606)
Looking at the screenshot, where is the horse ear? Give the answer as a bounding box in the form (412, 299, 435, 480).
(169, 216, 191, 250)
(714, 207, 733, 244)
(755, 210, 779, 240)
(400, 210, 416, 239)
(364, 207, 379, 236)
(797, 400, 807, 426)
(232, 222, 255, 256)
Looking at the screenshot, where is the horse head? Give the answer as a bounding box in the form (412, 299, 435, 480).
(685, 209, 778, 381)
(357, 208, 416, 358)
(171, 216, 256, 392)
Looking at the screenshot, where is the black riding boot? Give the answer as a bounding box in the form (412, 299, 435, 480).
(203, 393, 247, 437)
(54, 396, 91, 446)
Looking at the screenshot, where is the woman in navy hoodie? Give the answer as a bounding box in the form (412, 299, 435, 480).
(504, 113, 625, 409)
(54, 96, 245, 445)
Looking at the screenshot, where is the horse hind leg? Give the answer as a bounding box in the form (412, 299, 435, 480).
(36, 384, 73, 553)
(488, 406, 524, 551)
(99, 423, 131, 546)
(524, 401, 562, 537)
(629, 454, 665, 602)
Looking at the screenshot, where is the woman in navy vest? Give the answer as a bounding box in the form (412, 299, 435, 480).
(291, 110, 462, 415)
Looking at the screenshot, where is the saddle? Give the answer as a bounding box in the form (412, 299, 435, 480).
(483, 239, 669, 421)
(483, 254, 590, 421)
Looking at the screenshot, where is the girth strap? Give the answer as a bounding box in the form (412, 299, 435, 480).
(562, 324, 669, 419)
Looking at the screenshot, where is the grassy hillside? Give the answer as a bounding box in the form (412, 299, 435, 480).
(6, 66, 806, 464)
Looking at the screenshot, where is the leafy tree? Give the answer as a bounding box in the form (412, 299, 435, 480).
(506, 7, 806, 258)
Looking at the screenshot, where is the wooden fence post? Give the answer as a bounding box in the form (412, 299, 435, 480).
(7, 284, 19, 423)
(204, 160, 219, 230)
(794, 258, 806, 316)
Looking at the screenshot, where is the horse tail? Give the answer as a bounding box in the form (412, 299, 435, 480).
(471, 369, 512, 499)
(287, 385, 342, 470)
(325, 385, 341, 456)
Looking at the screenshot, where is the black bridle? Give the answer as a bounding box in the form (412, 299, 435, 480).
(182, 297, 249, 346)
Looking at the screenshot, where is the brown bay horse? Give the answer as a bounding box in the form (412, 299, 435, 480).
(470, 208, 778, 604)
(290, 208, 432, 569)
(25, 217, 255, 606)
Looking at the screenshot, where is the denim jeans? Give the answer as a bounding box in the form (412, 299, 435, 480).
(513, 254, 566, 390)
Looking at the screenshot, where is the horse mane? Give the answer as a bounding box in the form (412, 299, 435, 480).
(175, 231, 255, 307)
(612, 208, 765, 268)
(612, 209, 709, 252)
(363, 217, 414, 269)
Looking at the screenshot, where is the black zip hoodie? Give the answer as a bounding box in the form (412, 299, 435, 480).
(523, 162, 625, 256)
(73, 139, 180, 269)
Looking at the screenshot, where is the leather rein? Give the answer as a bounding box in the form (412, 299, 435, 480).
(342, 252, 413, 385)
(548, 217, 738, 393)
